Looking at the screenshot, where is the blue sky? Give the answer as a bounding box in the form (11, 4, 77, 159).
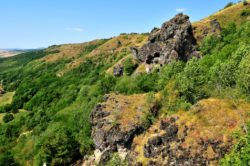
(0, 0, 237, 49)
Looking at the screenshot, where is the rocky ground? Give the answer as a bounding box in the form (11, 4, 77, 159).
(79, 13, 249, 166)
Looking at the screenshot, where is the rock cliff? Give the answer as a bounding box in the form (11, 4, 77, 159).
(131, 13, 201, 70)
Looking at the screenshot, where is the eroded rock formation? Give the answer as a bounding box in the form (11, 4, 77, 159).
(87, 93, 158, 165)
(129, 98, 250, 166)
(131, 13, 201, 68)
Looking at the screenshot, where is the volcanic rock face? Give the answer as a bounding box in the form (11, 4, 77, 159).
(134, 118, 231, 166)
(129, 99, 250, 166)
(131, 13, 200, 67)
(89, 93, 158, 165)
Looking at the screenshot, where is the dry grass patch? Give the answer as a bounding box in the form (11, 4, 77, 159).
(102, 93, 149, 130)
(193, 1, 250, 43)
(177, 98, 250, 147)
(0, 92, 15, 107)
(40, 39, 106, 63)
(62, 34, 147, 74)
(131, 98, 250, 165)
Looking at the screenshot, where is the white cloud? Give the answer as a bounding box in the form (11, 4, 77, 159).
(66, 27, 84, 32)
(176, 8, 186, 13)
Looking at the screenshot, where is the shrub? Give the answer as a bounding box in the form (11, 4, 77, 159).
(105, 153, 128, 166)
(123, 57, 138, 76)
(0, 151, 18, 166)
(241, 9, 250, 16)
(224, 2, 234, 9)
(220, 124, 250, 165)
(243, 0, 248, 6)
(3, 113, 14, 123)
(36, 127, 80, 166)
(237, 53, 250, 94)
(176, 58, 208, 104)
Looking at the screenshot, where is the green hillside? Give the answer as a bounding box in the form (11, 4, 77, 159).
(0, 2, 250, 166)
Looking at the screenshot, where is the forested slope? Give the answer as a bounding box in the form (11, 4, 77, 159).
(0, 1, 249, 166)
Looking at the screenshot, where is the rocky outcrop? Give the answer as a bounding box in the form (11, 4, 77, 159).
(129, 99, 250, 166)
(130, 117, 232, 166)
(84, 97, 250, 166)
(131, 13, 201, 68)
(113, 65, 123, 77)
(210, 19, 221, 33)
(89, 93, 158, 165)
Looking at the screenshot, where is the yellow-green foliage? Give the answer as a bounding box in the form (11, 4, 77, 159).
(0, 92, 15, 107)
(0, 113, 6, 123)
(193, 1, 250, 43)
(102, 93, 148, 131)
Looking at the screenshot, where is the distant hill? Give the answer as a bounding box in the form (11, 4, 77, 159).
(0, 49, 24, 58)
(0, 48, 43, 58)
(193, 0, 250, 43)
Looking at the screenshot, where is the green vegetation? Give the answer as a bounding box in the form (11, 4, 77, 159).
(3, 113, 14, 123)
(241, 9, 250, 16)
(0, 92, 15, 107)
(0, 9, 249, 166)
(224, 2, 234, 9)
(243, 0, 249, 5)
(105, 153, 128, 166)
(220, 124, 250, 165)
(123, 57, 138, 76)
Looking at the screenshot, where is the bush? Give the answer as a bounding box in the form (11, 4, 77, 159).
(123, 57, 138, 76)
(237, 53, 250, 94)
(105, 153, 128, 166)
(243, 0, 248, 6)
(241, 9, 250, 16)
(36, 127, 80, 166)
(220, 124, 250, 165)
(3, 113, 14, 123)
(176, 58, 208, 104)
(0, 151, 18, 166)
(224, 2, 234, 9)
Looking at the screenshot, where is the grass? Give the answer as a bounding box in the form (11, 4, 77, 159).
(40, 39, 107, 63)
(58, 34, 147, 75)
(131, 98, 250, 164)
(0, 92, 15, 107)
(102, 93, 149, 131)
(176, 98, 250, 156)
(0, 113, 6, 123)
(193, 1, 250, 43)
(0, 109, 27, 124)
(106, 54, 131, 75)
(132, 121, 165, 165)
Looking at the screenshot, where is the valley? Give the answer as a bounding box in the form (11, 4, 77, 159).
(0, 1, 250, 166)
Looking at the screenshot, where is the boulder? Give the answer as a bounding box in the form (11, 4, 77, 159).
(210, 19, 221, 33)
(113, 65, 123, 77)
(131, 13, 201, 67)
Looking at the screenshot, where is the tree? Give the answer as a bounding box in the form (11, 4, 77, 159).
(123, 57, 137, 76)
(3, 113, 14, 123)
(0, 151, 19, 166)
(236, 46, 250, 94)
(37, 127, 80, 166)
